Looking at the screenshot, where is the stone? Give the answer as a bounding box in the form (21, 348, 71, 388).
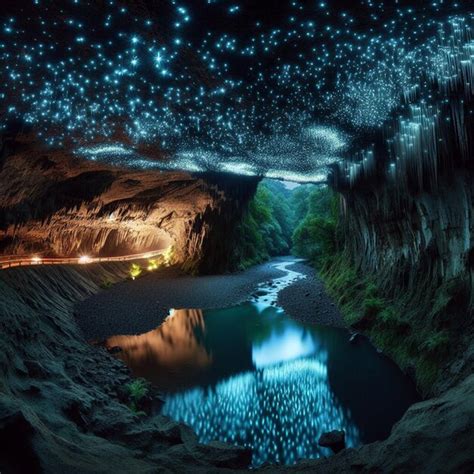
(349, 332, 361, 343)
(318, 430, 346, 453)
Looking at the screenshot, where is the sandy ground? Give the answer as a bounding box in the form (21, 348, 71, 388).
(75, 256, 345, 340)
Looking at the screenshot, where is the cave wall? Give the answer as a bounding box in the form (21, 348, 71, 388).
(0, 134, 259, 273)
(340, 170, 473, 296)
(326, 55, 474, 393)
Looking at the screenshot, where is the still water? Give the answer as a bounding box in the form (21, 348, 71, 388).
(104, 262, 419, 466)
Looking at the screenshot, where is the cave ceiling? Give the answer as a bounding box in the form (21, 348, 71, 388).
(0, 0, 472, 183)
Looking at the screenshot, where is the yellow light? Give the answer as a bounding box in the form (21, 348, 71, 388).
(163, 246, 173, 265)
(79, 255, 92, 264)
(31, 256, 42, 264)
(147, 259, 159, 271)
(130, 263, 142, 279)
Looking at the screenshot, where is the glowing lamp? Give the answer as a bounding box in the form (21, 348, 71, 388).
(79, 255, 92, 264)
(130, 263, 142, 280)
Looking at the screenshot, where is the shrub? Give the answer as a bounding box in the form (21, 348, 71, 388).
(125, 378, 149, 414)
(423, 330, 450, 355)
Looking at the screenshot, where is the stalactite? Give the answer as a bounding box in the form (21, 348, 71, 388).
(334, 20, 473, 197)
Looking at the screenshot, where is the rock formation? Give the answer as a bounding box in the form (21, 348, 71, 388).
(0, 262, 252, 473)
(0, 133, 258, 274)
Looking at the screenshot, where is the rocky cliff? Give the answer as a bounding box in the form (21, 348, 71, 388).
(327, 129, 474, 395)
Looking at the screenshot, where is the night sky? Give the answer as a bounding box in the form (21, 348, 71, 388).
(0, 0, 472, 182)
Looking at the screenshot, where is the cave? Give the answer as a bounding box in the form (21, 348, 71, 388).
(0, 1, 473, 473)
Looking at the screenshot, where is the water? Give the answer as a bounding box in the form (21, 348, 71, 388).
(104, 260, 419, 466)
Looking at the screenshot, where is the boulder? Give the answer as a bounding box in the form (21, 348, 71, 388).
(318, 430, 346, 453)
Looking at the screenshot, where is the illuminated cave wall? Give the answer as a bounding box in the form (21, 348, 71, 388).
(0, 134, 258, 273)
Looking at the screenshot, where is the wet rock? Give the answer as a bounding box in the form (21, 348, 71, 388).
(318, 430, 346, 453)
(195, 441, 252, 469)
(24, 359, 49, 379)
(349, 332, 361, 343)
(157, 420, 185, 445)
(22, 384, 42, 396)
(63, 400, 90, 431)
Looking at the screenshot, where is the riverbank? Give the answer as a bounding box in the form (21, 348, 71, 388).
(75, 256, 345, 340)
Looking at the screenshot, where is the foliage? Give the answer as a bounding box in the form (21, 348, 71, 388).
(290, 185, 456, 395)
(293, 215, 336, 263)
(129, 263, 142, 280)
(125, 379, 149, 415)
(292, 187, 338, 263)
(318, 251, 456, 395)
(423, 330, 450, 354)
(235, 180, 294, 269)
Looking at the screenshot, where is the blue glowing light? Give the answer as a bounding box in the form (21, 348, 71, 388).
(0, 2, 471, 184)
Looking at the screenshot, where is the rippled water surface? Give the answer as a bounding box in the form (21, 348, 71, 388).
(105, 261, 419, 466)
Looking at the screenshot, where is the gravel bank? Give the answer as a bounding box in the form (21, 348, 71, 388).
(277, 260, 345, 328)
(75, 256, 345, 340)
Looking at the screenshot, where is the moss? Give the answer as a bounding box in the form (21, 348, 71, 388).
(318, 252, 455, 395)
(422, 330, 450, 355)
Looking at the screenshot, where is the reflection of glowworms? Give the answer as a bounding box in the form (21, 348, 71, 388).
(163, 356, 360, 466)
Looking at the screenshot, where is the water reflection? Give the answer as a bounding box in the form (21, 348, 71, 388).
(163, 356, 360, 466)
(105, 309, 212, 391)
(252, 320, 318, 367)
(104, 302, 419, 466)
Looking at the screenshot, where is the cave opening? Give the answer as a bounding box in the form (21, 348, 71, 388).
(232, 179, 335, 268)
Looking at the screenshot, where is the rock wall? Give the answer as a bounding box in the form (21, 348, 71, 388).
(332, 167, 474, 394)
(0, 133, 258, 273)
(0, 262, 252, 473)
(339, 169, 473, 297)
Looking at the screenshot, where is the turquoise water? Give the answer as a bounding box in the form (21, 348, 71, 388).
(106, 301, 419, 466)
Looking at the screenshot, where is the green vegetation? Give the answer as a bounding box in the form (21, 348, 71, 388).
(289, 185, 456, 395)
(319, 252, 441, 392)
(292, 187, 338, 264)
(235, 180, 293, 269)
(125, 378, 149, 415)
(129, 263, 143, 280)
(235, 180, 337, 269)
